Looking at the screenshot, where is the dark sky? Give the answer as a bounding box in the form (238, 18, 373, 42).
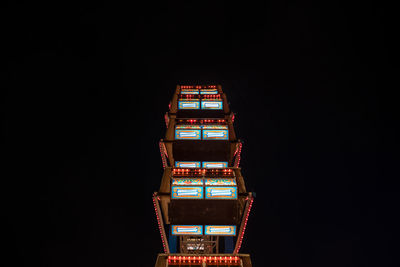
(3, 1, 397, 267)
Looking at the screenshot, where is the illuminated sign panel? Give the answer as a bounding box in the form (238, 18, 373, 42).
(202, 130, 228, 140)
(175, 130, 201, 140)
(205, 186, 237, 199)
(172, 179, 204, 186)
(200, 89, 218, 94)
(175, 126, 228, 140)
(201, 100, 223, 110)
(204, 225, 236, 236)
(172, 186, 203, 199)
(172, 225, 203, 235)
(202, 125, 228, 130)
(176, 125, 202, 130)
(180, 89, 199, 94)
(202, 162, 228, 168)
(205, 179, 236, 186)
(175, 161, 201, 168)
(178, 100, 200, 109)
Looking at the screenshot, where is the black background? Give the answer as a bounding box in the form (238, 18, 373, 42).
(3, 1, 397, 266)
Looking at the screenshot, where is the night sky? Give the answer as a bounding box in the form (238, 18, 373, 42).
(3, 1, 397, 267)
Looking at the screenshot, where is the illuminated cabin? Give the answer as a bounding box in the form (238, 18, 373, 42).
(154, 85, 253, 267)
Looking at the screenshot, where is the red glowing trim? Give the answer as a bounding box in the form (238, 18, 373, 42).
(234, 142, 242, 167)
(152, 194, 168, 253)
(202, 94, 221, 99)
(172, 168, 234, 177)
(179, 94, 200, 99)
(164, 113, 169, 128)
(177, 119, 227, 125)
(234, 196, 254, 254)
(159, 141, 168, 169)
(162, 143, 168, 158)
(167, 255, 240, 264)
(180, 85, 217, 89)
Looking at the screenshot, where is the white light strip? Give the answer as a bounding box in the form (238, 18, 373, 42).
(176, 227, 199, 232)
(209, 227, 231, 232)
(179, 163, 197, 168)
(179, 132, 197, 137)
(204, 102, 220, 107)
(210, 189, 233, 196)
(206, 132, 224, 137)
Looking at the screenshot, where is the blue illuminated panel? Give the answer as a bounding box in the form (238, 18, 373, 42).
(202, 162, 228, 168)
(175, 161, 201, 168)
(178, 100, 200, 109)
(205, 187, 237, 199)
(201, 100, 223, 110)
(180, 89, 199, 94)
(175, 129, 201, 140)
(200, 89, 218, 94)
(204, 225, 236, 236)
(202, 130, 228, 140)
(172, 225, 203, 235)
(172, 186, 203, 199)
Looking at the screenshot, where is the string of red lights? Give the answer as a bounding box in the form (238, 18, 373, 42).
(234, 142, 243, 168)
(172, 168, 235, 177)
(178, 94, 222, 98)
(164, 113, 169, 128)
(180, 85, 217, 89)
(234, 196, 254, 254)
(177, 119, 227, 124)
(159, 141, 168, 169)
(152, 194, 169, 253)
(167, 255, 241, 265)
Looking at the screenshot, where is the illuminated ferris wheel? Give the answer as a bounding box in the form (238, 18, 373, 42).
(153, 85, 254, 267)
